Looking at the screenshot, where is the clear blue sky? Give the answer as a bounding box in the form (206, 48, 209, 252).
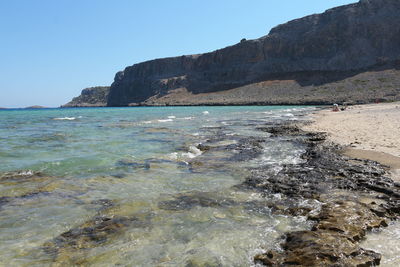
(0, 0, 357, 108)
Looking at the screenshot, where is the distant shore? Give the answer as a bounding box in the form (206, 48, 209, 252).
(304, 101, 400, 181)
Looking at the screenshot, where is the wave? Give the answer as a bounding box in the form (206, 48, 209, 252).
(182, 145, 202, 159)
(53, 117, 76, 120)
(168, 144, 203, 161)
(157, 119, 173, 123)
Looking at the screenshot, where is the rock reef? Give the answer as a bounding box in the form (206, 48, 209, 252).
(249, 125, 400, 266)
(5, 118, 396, 265)
(105, 0, 400, 106)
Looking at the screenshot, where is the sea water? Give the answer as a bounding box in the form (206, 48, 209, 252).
(0, 106, 316, 266)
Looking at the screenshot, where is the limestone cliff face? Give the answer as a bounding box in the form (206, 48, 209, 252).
(62, 86, 110, 107)
(107, 0, 400, 106)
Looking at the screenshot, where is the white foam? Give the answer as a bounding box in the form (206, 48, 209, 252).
(202, 111, 209, 115)
(182, 145, 203, 159)
(157, 119, 173, 122)
(167, 116, 176, 119)
(143, 121, 153, 124)
(17, 170, 33, 176)
(168, 152, 178, 160)
(192, 133, 200, 136)
(53, 117, 76, 120)
(169, 145, 203, 161)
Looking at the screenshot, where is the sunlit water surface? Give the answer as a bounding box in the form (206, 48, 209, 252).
(2, 105, 387, 266)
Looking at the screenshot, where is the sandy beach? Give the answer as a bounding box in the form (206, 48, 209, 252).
(304, 102, 400, 181)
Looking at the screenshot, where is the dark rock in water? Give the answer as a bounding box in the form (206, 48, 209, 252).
(90, 199, 115, 212)
(0, 196, 10, 209)
(0, 189, 54, 210)
(158, 191, 235, 211)
(0, 170, 43, 183)
(244, 126, 397, 200)
(116, 159, 150, 170)
(43, 214, 152, 263)
(255, 231, 381, 266)
(248, 123, 400, 266)
(196, 143, 211, 152)
(255, 198, 385, 266)
(0, 170, 63, 210)
(62, 86, 110, 107)
(107, 0, 400, 106)
(144, 158, 188, 167)
(18, 190, 52, 200)
(44, 216, 132, 252)
(110, 173, 127, 179)
(257, 125, 303, 137)
(229, 137, 265, 162)
(191, 121, 400, 267)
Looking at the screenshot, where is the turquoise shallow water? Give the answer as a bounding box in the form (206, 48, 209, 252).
(0, 106, 316, 266)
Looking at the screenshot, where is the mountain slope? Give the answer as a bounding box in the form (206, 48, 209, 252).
(62, 87, 110, 107)
(96, 0, 400, 106)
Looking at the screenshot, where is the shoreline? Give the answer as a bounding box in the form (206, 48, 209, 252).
(303, 102, 400, 182)
(1, 106, 399, 265)
(252, 121, 400, 266)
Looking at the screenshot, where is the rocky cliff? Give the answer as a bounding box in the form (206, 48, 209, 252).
(62, 86, 110, 107)
(105, 0, 400, 106)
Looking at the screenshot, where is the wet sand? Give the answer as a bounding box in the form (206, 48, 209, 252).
(303, 102, 400, 181)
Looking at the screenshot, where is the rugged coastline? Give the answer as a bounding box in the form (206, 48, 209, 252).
(248, 103, 400, 266)
(1, 106, 399, 265)
(62, 86, 110, 107)
(107, 0, 400, 107)
(249, 124, 399, 266)
(63, 0, 400, 107)
(304, 102, 400, 182)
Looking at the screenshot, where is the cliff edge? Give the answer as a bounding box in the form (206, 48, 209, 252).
(106, 0, 400, 106)
(62, 86, 110, 107)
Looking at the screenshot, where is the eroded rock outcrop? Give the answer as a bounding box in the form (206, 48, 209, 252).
(248, 125, 400, 266)
(107, 0, 400, 106)
(62, 86, 110, 107)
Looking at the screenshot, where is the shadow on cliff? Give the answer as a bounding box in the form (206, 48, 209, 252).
(186, 61, 400, 94)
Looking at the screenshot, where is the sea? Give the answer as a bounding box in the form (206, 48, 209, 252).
(0, 106, 398, 266)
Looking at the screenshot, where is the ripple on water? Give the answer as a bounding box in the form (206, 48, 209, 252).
(361, 220, 400, 266)
(0, 106, 317, 266)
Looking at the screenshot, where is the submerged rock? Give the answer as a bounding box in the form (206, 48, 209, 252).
(45, 216, 139, 250)
(255, 231, 381, 266)
(0, 170, 44, 183)
(249, 124, 400, 266)
(0, 170, 61, 207)
(255, 198, 386, 266)
(158, 191, 235, 211)
(43, 213, 152, 264)
(115, 159, 150, 170)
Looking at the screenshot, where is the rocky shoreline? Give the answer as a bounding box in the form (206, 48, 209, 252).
(1, 113, 399, 265)
(244, 124, 400, 266)
(61, 0, 400, 107)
